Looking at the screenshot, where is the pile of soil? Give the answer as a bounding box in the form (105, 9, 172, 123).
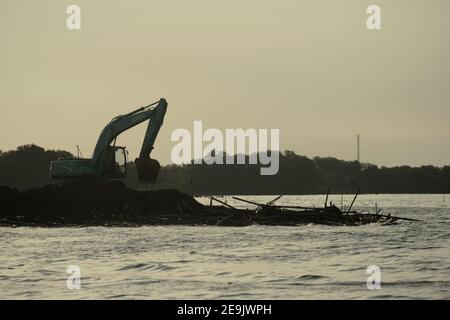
(0, 180, 203, 227)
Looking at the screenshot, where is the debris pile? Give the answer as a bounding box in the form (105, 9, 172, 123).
(0, 181, 418, 227)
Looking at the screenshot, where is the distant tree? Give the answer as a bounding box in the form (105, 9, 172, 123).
(0, 144, 72, 190)
(1, 145, 448, 194)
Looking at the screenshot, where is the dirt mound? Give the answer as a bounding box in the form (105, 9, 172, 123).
(0, 180, 203, 226)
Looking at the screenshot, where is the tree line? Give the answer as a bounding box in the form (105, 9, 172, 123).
(1, 145, 449, 194)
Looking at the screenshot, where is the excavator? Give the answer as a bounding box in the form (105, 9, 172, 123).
(50, 98, 168, 184)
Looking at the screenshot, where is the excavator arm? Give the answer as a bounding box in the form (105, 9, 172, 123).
(92, 98, 168, 183)
(50, 98, 168, 184)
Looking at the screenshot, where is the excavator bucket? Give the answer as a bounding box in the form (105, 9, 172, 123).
(134, 157, 161, 184)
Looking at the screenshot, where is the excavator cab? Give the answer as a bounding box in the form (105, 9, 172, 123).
(104, 146, 128, 179)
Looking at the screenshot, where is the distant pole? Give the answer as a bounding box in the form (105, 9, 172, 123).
(356, 134, 360, 163)
(76, 145, 83, 158)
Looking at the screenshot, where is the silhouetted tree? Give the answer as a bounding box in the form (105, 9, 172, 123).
(1, 145, 449, 194)
(0, 144, 72, 189)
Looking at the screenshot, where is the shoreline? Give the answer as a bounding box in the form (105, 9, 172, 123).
(0, 181, 399, 228)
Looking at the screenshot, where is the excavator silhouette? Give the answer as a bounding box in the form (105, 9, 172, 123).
(50, 98, 168, 184)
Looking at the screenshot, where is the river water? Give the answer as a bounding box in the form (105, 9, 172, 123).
(0, 194, 449, 299)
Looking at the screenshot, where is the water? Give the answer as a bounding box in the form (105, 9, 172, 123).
(0, 194, 449, 299)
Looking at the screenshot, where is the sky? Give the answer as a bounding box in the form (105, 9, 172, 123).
(0, 0, 449, 167)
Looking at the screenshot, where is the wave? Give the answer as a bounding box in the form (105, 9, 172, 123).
(117, 263, 176, 272)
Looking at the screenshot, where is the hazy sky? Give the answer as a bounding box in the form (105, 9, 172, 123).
(1, 0, 449, 166)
